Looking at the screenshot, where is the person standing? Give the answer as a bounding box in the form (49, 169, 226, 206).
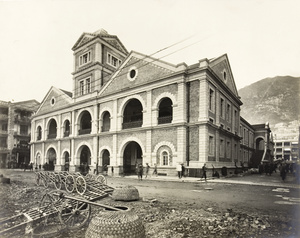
(176, 163, 182, 179)
(103, 164, 108, 175)
(201, 163, 207, 181)
(137, 163, 143, 181)
(280, 163, 287, 181)
(153, 163, 158, 176)
(181, 163, 186, 178)
(145, 163, 150, 178)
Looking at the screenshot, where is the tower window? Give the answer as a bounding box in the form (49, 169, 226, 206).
(107, 53, 121, 68)
(79, 77, 92, 96)
(79, 51, 91, 66)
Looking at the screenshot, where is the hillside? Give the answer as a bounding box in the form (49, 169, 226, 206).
(238, 76, 300, 128)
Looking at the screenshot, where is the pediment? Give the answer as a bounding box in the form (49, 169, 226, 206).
(78, 36, 94, 47)
(36, 87, 72, 115)
(72, 32, 128, 54)
(100, 52, 181, 96)
(103, 37, 128, 54)
(209, 54, 239, 96)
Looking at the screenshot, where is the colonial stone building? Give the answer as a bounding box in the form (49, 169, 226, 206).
(0, 100, 40, 168)
(30, 29, 273, 176)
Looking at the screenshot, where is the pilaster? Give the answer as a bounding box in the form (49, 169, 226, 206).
(57, 141, 61, 165)
(113, 134, 117, 166)
(92, 104, 98, 134)
(143, 90, 152, 127)
(198, 125, 208, 163)
(173, 81, 186, 123)
(58, 114, 62, 139)
(177, 126, 186, 163)
(42, 118, 46, 140)
(71, 111, 75, 136)
(215, 89, 220, 126)
(198, 79, 208, 122)
(216, 130, 220, 162)
(111, 99, 118, 131)
(146, 130, 152, 164)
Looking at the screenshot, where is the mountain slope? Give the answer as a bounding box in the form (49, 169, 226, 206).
(238, 76, 300, 127)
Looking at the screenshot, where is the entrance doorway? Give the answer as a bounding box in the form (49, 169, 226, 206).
(47, 148, 56, 171)
(64, 152, 70, 171)
(79, 145, 91, 175)
(123, 141, 142, 175)
(80, 146, 91, 165)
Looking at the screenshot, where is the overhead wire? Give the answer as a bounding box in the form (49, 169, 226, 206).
(36, 32, 208, 108)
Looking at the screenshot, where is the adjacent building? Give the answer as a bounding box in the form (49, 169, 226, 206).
(30, 29, 273, 176)
(273, 121, 300, 161)
(0, 100, 40, 168)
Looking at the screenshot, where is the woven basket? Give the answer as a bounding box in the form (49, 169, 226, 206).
(85, 206, 145, 238)
(111, 186, 139, 201)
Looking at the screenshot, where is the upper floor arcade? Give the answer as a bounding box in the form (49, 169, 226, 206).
(32, 93, 176, 142)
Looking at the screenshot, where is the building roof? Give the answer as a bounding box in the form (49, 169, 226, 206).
(72, 28, 128, 54)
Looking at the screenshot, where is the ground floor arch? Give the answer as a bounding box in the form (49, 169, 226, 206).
(78, 145, 91, 165)
(256, 137, 265, 150)
(123, 141, 143, 175)
(62, 151, 70, 171)
(46, 148, 56, 171)
(102, 149, 110, 166)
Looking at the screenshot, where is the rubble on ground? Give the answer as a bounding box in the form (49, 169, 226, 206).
(0, 179, 298, 238)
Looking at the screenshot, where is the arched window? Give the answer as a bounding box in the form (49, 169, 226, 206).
(102, 112, 110, 132)
(158, 98, 172, 124)
(37, 126, 42, 141)
(79, 111, 92, 135)
(102, 150, 110, 165)
(48, 119, 57, 139)
(64, 120, 70, 137)
(123, 99, 143, 129)
(161, 151, 169, 166)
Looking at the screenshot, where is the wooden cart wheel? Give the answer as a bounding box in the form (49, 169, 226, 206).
(35, 172, 41, 186)
(96, 174, 107, 184)
(41, 174, 49, 188)
(75, 176, 87, 195)
(65, 175, 75, 193)
(85, 173, 94, 180)
(54, 173, 62, 190)
(38, 190, 67, 228)
(59, 198, 91, 230)
(39, 190, 62, 217)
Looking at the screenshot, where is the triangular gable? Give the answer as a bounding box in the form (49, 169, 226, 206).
(100, 51, 182, 96)
(209, 54, 239, 96)
(72, 31, 128, 54)
(72, 33, 95, 50)
(102, 36, 128, 54)
(36, 87, 72, 115)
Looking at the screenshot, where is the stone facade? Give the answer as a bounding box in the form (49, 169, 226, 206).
(0, 100, 40, 168)
(30, 28, 273, 177)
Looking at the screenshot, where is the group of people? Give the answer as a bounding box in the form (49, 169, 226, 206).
(258, 161, 300, 182)
(136, 163, 158, 180)
(22, 162, 34, 171)
(176, 163, 186, 179)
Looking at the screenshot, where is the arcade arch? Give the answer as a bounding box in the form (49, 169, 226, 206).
(122, 99, 143, 129)
(122, 141, 143, 175)
(48, 119, 57, 139)
(78, 110, 92, 135)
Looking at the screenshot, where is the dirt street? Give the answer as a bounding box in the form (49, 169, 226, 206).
(0, 169, 299, 238)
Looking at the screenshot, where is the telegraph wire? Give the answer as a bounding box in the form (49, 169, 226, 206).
(35, 33, 208, 108)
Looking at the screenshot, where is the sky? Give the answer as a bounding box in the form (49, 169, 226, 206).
(0, 0, 299, 103)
